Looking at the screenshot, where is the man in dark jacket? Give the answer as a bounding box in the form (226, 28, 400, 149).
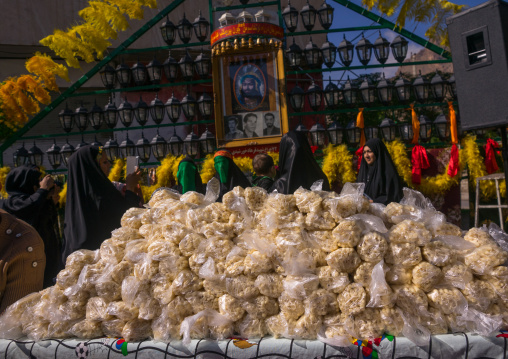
(251, 153, 276, 191)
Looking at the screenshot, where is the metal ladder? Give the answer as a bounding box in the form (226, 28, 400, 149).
(475, 173, 508, 230)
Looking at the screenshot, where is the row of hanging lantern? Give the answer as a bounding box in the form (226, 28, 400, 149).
(58, 91, 214, 133)
(288, 71, 456, 114)
(160, 11, 209, 46)
(99, 49, 211, 89)
(286, 32, 409, 69)
(282, 0, 335, 32)
(13, 123, 217, 170)
(295, 111, 454, 150)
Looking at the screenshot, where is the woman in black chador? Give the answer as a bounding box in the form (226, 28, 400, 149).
(270, 131, 330, 194)
(62, 145, 141, 263)
(1, 165, 59, 287)
(213, 150, 251, 201)
(357, 138, 403, 205)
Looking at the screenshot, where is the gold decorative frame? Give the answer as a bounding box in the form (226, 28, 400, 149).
(212, 38, 288, 148)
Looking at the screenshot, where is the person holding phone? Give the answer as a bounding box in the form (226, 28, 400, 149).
(357, 138, 403, 205)
(61, 145, 142, 263)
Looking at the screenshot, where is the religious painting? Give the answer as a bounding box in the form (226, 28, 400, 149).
(212, 47, 289, 148)
(231, 62, 270, 113)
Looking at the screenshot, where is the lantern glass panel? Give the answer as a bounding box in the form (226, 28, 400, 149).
(364, 126, 378, 141)
(178, 14, 193, 43)
(399, 122, 414, 143)
(328, 122, 343, 145)
(100, 64, 116, 89)
(300, 1, 317, 31)
(147, 58, 163, 84)
(115, 63, 132, 87)
(373, 32, 390, 64)
(89, 101, 103, 130)
(390, 36, 409, 63)
(136, 136, 151, 163)
(135, 98, 149, 126)
(286, 39, 302, 68)
(131, 61, 147, 86)
(160, 17, 176, 45)
(282, 2, 298, 32)
(337, 36, 354, 67)
(321, 37, 337, 68)
(379, 118, 396, 141)
(317, 2, 334, 29)
(163, 53, 178, 82)
(193, 11, 209, 42)
(355, 34, 373, 66)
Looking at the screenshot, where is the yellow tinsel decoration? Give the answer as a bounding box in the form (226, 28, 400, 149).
(59, 182, 68, 207)
(322, 144, 356, 186)
(108, 158, 125, 182)
(234, 156, 254, 174)
(200, 154, 216, 184)
(25, 53, 69, 91)
(267, 151, 279, 166)
(0, 166, 10, 198)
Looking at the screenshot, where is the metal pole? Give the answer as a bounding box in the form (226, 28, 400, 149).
(500, 126, 508, 207)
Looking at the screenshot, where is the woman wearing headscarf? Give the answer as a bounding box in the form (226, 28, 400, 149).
(270, 131, 330, 194)
(174, 156, 205, 195)
(213, 150, 251, 201)
(62, 145, 142, 262)
(357, 138, 403, 205)
(1, 165, 59, 288)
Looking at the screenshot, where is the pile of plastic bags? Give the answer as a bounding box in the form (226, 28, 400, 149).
(1, 179, 507, 345)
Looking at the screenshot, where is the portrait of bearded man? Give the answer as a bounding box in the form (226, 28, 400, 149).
(232, 64, 269, 113)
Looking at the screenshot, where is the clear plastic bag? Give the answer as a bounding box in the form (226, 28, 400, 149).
(389, 219, 431, 246)
(441, 262, 473, 289)
(487, 223, 508, 253)
(282, 274, 319, 300)
(357, 232, 388, 263)
(0, 291, 41, 339)
(411, 262, 443, 292)
(326, 248, 361, 273)
(427, 287, 468, 315)
(121, 207, 146, 229)
(294, 187, 324, 213)
(180, 309, 232, 344)
(338, 283, 367, 315)
(367, 260, 394, 307)
(454, 307, 503, 336)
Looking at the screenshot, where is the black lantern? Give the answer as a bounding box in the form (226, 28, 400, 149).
(181, 93, 197, 121)
(373, 31, 390, 65)
(194, 49, 211, 79)
(300, 0, 317, 31)
(179, 51, 194, 81)
(103, 137, 119, 162)
(327, 120, 344, 145)
(60, 140, 75, 167)
(323, 77, 340, 109)
(355, 33, 373, 66)
(418, 114, 432, 142)
(118, 97, 134, 127)
(198, 92, 213, 119)
(306, 80, 322, 111)
(136, 133, 151, 163)
(379, 117, 396, 141)
(134, 96, 149, 127)
(337, 35, 354, 67)
(131, 60, 148, 87)
(28, 142, 44, 167)
(150, 94, 165, 125)
(317, 1, 334, 30)
(342, 76, 358, 106)
(146, 57, 163, 85)
(104, 97, 118, 129)
(13, 144, 29, 168)
(377, 73, 393, 104)
(346, 119, 361, 147)
(184, 130, 200, 157)
(168, 128, 184, 156)
(295, 121, 309, 134)
(430, 71, 446, 102)
(46, 140, 61, 169)
(166, 92, 181, 123)
(398, 121, 414, 143)
(151, 131, 167, 161)
(58, 103, 74, 133)
(359, 77, 376, 104)
(91, 136, 103, 147)
(89, 100, 103, 130)
(286, 38, 303, 68)
(282, 1, 299, 32)
(119, 134, 136, 158)
(394, 76, 412, 102)
(304, 37, 322, 69)
(160, 15, 177, 46)
(309, 121, 327, 147)
(434, 113, 450, 141)
(200, 128, 216, 155)
(163, 52, 179, 83)
(447, 75, 457, 100)
(413, 70, 430, 102)
(321, 36, 337, 68)
(178, 13, 193, 44)
(75, 102, 88, 132)
(99, 64, 116, 89)
(364, 126, 379, 141)
(115, 60, 132, 87)
(289, 83, 305, 112)
(390, 35, 409, 63)
(193, 11, 209, 42)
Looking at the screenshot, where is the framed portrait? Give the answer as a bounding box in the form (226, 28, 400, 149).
(213, 46, 288, 148)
